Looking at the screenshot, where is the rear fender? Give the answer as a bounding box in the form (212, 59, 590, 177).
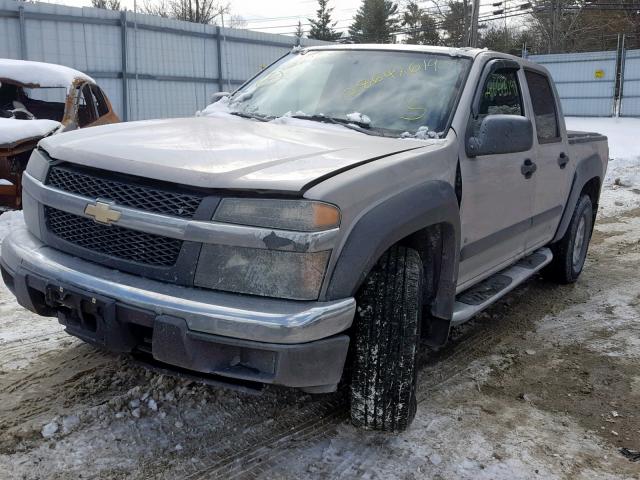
(552, 153, 604, 243)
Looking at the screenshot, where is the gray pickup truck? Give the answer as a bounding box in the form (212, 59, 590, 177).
(1, 45, 608, 431)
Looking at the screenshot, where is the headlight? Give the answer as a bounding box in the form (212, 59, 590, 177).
(198, 198, 339, 300)
(26, 148, 51, 182)
(194, 245, 330, 301)
(214, 198, 340, 232)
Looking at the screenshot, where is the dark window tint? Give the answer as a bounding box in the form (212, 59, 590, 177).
(525, 70, 559, 142)
(90, 85, 110, 117)
(479, 70, 523, 116)
(472, 69, 523, 136)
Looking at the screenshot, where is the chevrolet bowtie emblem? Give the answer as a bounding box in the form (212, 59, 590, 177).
(84, 201, 121, 225)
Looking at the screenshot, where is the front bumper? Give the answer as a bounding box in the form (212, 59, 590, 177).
(1, 226, 355, 392)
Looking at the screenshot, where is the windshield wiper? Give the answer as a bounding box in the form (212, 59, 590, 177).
(291, 114, 382, 136)
(230, 111, 271, 122)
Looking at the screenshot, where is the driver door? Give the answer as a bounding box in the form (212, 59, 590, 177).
(457, 64, 537, 290)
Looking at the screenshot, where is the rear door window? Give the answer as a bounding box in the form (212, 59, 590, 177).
(525, 70, 560, 143)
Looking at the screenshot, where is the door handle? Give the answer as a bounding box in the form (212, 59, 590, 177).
(521, 159, 537, 179)
(558, 152, 569, 169)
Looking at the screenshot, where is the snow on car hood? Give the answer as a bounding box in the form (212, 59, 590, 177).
(0, 118, 60, 147)
(39, 115, 438, 192)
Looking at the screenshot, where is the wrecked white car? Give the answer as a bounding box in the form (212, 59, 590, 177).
(0, 59, 119, 208)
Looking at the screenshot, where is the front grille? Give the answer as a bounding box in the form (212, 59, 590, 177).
(45, 207, 182, 267)
(46, 165, 203, 218)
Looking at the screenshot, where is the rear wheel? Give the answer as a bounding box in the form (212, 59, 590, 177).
(350, 245, 423, 432)
(543, 195, 594, 284)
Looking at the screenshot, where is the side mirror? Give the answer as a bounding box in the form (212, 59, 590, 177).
(210, 92, 230, 103)
(466, 115, 533, 157)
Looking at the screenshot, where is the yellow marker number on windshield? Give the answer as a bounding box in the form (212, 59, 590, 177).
(400, 98, 427, 121)
(344, 57, 442, 98)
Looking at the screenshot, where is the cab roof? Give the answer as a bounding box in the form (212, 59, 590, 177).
(304, 44, 485, 58)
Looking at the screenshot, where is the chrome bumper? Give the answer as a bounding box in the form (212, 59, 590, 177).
(1, 226, 356, 344)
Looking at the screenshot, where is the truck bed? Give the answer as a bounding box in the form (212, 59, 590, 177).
(567, 130, 608, 145)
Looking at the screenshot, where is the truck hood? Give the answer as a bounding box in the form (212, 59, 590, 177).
(40, 115, 441, 192)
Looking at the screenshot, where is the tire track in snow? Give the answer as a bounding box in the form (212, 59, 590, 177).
(183, 328, 498, 479)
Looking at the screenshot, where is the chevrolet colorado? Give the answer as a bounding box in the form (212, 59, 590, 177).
(1, 45, 608, 431)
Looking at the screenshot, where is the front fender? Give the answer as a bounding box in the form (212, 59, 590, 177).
(325, 180, 460, 321)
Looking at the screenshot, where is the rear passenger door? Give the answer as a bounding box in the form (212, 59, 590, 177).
(457, 64, 537, 289)
(522, 69, 572, 250)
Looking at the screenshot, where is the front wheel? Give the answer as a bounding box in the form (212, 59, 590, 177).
(350, 246, 423, 432)
(543, 194, 594, 284)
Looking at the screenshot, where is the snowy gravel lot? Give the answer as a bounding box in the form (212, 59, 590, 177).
(0, 117, 639, 479)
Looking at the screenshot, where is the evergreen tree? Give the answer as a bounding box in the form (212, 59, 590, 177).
(308, 0, 342, 41)
(295, 20, 305, 45)
(349, 0, 401, 44)
(440, 1, 469, 47)
(402, 1, 439, 45)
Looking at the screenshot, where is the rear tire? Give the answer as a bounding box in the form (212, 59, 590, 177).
(350, 246, 423, 432)
(543, 194, 593, 284)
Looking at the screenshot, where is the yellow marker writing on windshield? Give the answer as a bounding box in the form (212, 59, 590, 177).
(400, 98, 427, 121)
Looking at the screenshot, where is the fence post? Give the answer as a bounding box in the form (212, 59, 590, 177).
(215, 26, 224, 92)
(18, 5, 27, 59)
(120, 10, 128, 121)
(618, 34, 627, 118)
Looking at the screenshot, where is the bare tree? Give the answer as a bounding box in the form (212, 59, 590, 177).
(170, 0, 228, 24)
(140, 0, 228, 24)
(141, 0, 170, 17)
(229, 14, 247, 29)
(91, 0, 121, 10)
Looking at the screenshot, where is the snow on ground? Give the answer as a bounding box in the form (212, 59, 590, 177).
(0, 118, 60, 146)
(566, 117, 640, 216)
(0, 117, 638, 479)
(0, 210, 23, 243)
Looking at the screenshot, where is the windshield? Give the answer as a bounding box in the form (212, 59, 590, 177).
(0, 83, 67, 122)
(228, 49, 471, 137)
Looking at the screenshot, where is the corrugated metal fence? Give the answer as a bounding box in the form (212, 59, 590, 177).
(621, 49, 640, 116)
(0, 0, 327, 121)
(528, 47, 640, 117)
(528, 50, 618, 117)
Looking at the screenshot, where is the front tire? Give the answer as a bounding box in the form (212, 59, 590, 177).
(543, 194, 594, 284)
(350, 246, 423, 432)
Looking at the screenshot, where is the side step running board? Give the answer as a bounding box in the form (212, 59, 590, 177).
(451, 247, 553, 326)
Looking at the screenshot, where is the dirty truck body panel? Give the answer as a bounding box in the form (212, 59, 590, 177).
(1, 46, 608, 395)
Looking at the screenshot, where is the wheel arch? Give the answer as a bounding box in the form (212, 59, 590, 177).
(324, 180, 460, 341)
(552, 153, 604, 244)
